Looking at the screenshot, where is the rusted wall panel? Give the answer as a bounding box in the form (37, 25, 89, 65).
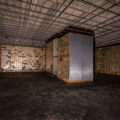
(46, 39, 58, 75)
(35, 48, 45, 71)
(0, 45, 45, 72)
(46, 41, 53, 73)
(95, 45, 120, 75)
(57, 33, 70, 80)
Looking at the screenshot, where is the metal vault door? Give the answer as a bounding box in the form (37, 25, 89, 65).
(69, 33, 93, 82)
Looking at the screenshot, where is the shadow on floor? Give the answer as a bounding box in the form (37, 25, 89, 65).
(0, 72, 120, 120)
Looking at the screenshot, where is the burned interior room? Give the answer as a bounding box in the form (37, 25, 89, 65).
(0, 0, 120, 120)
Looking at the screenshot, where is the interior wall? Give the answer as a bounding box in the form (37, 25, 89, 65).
(0, 45, 45, 72)
(46, 41, 53, 73)
(53, 38, 58, 75)
(46, 38, 58, 75)
(57, 33, 70, 80)
(0, 45, 1, 70)
(95, 44, 120, 75)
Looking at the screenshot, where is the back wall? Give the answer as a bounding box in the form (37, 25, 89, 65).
(0, 45, 45, 72)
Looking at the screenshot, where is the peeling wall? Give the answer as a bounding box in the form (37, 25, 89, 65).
(95, 45, 120, 75)
(0, 45, 45, 72)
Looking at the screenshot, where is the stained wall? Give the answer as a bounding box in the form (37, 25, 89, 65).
(95, 45, 120, 75)
(57, 33, 70, 80)
(0, 45, 45, 72)
(0, 45, 1, 70)
(46, 41, 53, 73)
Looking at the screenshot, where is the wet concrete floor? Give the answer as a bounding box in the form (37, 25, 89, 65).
(0, 72, 120, 120)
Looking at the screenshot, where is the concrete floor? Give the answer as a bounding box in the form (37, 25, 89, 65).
(0, 72, 120, 120)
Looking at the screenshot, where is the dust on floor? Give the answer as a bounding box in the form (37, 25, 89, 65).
(0, 72, 120, 120)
